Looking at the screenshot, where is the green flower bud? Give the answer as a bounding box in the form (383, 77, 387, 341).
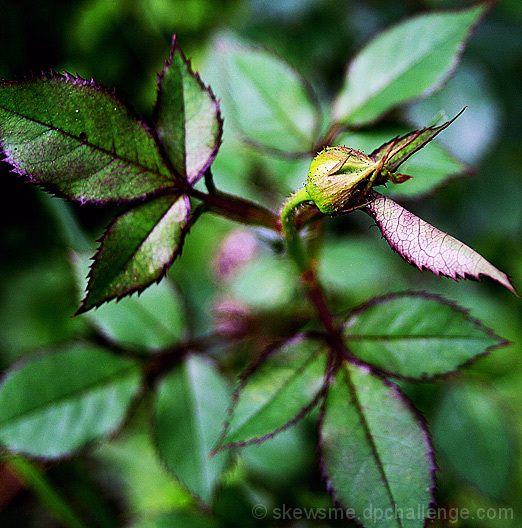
(305, 147, 377, 215)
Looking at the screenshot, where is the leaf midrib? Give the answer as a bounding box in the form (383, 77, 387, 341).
(93, 196, 182, 298)
(343, 365, 404, 528)
(345, 334, 496, 342)
(234, 58, 313, 146)
(0, 361, 141, 429)
(225, 349, 323, 442)
(0, 105, 176, 183)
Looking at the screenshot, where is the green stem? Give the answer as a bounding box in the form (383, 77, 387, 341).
(8, 456, 90, 528)
(280, 187, 312, 273)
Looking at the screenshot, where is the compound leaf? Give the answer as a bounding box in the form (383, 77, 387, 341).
(343, 292, 507, 379)
(77, 194, 190, 314)
(320, 361, 434, 528)
(0, 74, 179, 204)
(0, 344, 142, 458)
(333, 4, 487, 126)
(214, 335, 328, 452)
(154, 354, 230, 504)
(155, 36, 222, 184)
(367, 192, 516, 294)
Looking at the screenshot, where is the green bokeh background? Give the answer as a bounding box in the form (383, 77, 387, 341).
(1, 0, 521, 526)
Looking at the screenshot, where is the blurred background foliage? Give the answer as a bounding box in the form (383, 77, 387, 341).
(0, 0, 521, 526)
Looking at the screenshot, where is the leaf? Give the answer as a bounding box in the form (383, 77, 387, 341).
(154, 354, 230, 504)
(214, 335, 328, 452)
(95, 404, 191, 517)
(366, 192, 517, 294)
(336, 128, 467, 198)
(74, 251, 187, 350)
(432, 383, 514, 499)
(320, 361, 434, 528)
(333, 4, 487, 126)
(433, 384, 515, 499)
(0, 73, 179, 204)
(204, 33, 319, 153)
(77, 194, 190, 314)
(0, 344, 142, 458)
(405, 62, 501, 164)
(155, 36, 222, 184)
(343, 292, 507, 379)
(369, 110, 464, 173)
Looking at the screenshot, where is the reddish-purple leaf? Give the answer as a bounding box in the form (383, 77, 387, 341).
(370, 109, 464, 173)
(367, 192, 517, 294)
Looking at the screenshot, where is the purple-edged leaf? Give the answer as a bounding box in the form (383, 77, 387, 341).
(154, 354, 230, 504)
(367, 192, 517, 294)
(0, 74, 179, 204)
(320, 361, 434, 528)
(77, 194, 190, 314)
(332, 4, 487, 126)
(370, 110, 464, 173)
(343, 292, 507, 380)
(214, 335, 328, 452)
(155, 36, 222, 184)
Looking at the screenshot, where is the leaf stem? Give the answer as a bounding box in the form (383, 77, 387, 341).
(188, 187, 281, 232)
(280, 188, 348, 360)
(279, 187, 313, 273)
(8, 456, 90, 528)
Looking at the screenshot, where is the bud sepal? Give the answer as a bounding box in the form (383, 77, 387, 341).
(305, 146, 390, 215)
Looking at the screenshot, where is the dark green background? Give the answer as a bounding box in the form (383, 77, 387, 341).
(1, 1, 521, 527)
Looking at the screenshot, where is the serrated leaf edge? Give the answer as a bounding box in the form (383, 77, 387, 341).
(333, 2, 491, 126)
(0, 71, 182, 205)
(211, 333, 332, 455)
(154, 35, 224, 185)
(75, 194, 191, 315)
(318, 359, 438, 528)
(341, 290, 511, 381)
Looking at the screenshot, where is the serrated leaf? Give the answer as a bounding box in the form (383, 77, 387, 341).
(155, 36, 222, 184)
(0, 74, 179, 204)
(333, 4, 487, 126)
(433, 383, 514, 499)
(74, 250, 187, 349)
(343, 292, 506, 379)
(367, 192, 517, 294)
(320, 361, 434, 528)
(78, 194, 190, 314)
(336, 129, 467, 198)
(370, 110, 463, 173)
(0, 344, 141, 458)
(215, 335, 328, 452)
(154, 354, 230, 504)
(205, 33, 319, 153)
